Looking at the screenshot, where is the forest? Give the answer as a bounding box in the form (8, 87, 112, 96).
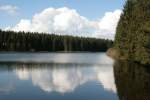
(114, 0, 150, 64)
(0, 29, 113, 52)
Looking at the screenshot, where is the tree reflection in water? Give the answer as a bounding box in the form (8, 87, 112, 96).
(114, 61, 150, 100)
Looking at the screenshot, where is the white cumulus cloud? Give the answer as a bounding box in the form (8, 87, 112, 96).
(94, 10, 122, 40)
(0, 5, 18, 15)
(6, 7, 122, 40)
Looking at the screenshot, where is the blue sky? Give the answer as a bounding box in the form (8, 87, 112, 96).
(0, 0, 125, 27)
(0, 0, 125, 39)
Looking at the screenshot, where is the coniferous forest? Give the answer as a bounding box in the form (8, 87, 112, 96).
(0, 29, 113, 52)
(114, 0, 150, 64)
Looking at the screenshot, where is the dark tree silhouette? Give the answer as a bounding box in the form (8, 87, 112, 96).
(0, 29, 113, 52)
(114, 61, 150, 100)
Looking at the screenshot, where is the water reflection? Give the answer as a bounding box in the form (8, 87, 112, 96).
(114, 61, 150, 100)
(0, 81, 15, 94)
(0, 67, 15, 94)
(0, 53, 113, 65)
(0, 63, 116, 94)
(0, 53, 149, 100)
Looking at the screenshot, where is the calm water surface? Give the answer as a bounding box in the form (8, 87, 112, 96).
(0, 53, 149, 100)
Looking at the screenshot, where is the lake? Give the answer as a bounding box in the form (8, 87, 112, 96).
(0, 53, 149, 100)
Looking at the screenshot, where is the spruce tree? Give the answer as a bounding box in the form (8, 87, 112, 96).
(115, 0, 150, 64)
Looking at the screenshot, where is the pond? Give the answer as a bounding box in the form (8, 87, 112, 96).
(0, 53, 149, 100)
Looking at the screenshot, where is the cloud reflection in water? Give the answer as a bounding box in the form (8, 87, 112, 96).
(15, 63, 116, 93)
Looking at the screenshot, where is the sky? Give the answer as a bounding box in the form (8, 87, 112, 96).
(0, 0, 125, 40)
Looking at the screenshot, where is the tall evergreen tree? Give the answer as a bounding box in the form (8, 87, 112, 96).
(114, 0, 150, 64)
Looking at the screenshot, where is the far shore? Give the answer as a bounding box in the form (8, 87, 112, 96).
(0, 51, 106, 53)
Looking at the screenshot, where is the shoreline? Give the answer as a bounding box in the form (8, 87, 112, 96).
(106, 48, 126, 60)
(0, 51, 106, 53)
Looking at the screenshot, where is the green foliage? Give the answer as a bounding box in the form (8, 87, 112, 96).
(0, 30, 113, 52)
(114, 0, 150, 64)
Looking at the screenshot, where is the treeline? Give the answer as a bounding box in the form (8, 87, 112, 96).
(0, 30, 113, 52)
(114, 0, 150, 64)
